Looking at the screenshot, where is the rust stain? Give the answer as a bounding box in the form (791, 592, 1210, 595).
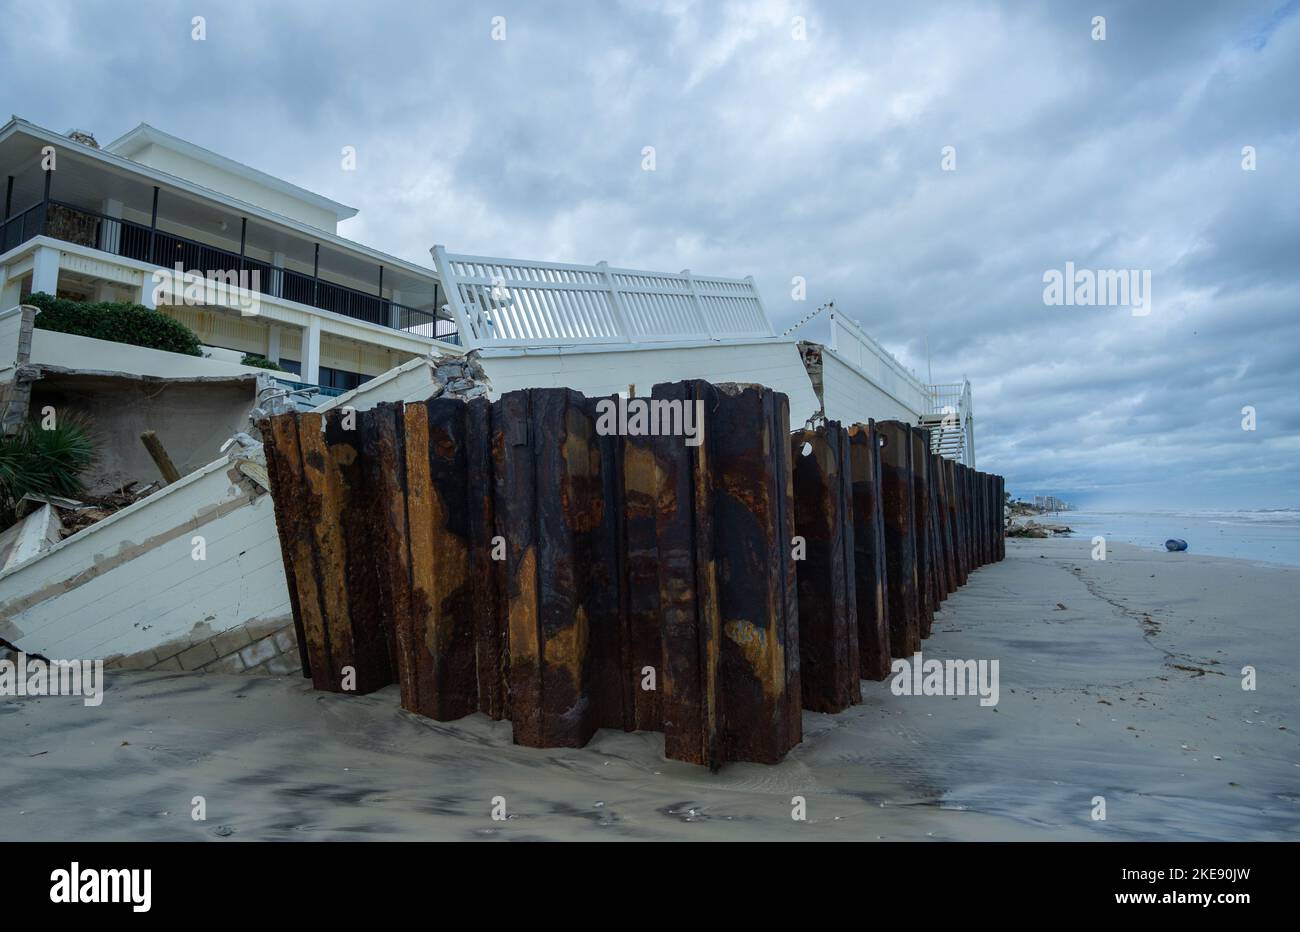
(508, 546, 539, 663)
(543, 604, 589, 689)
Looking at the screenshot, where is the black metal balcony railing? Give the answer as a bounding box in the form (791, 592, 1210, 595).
(0, 199, 459, 344)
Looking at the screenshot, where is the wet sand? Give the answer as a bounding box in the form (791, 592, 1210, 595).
(2, 538, 1297, 841)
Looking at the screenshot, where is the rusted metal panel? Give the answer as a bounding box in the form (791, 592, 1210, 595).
(494, 388, 606, 748)
(364, 403, 414, 706)
(653, 381, 801, 768)
(652, 380, 716, 766)
(876, 420, 919, 657)
(959, 463, 974, 574)
(937, 455, 951, 595)
(846, 421, 891, 681)
(265, 410, 392, 694)
(910, 428, 933, 639)
(930, 453, 953, 599)
(997, 475, 1006, 561)
(397, 399, 480, 720)
(467, 397, 508, 719)
(792, 423, 860, 713)
(943, 458, 963, 588)
(621, 431, 663, 732)
(260, 414, 311, 678)
(582, 394, 631, 735)
(978, 472, 988, 566)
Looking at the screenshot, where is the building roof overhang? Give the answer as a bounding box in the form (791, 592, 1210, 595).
(104, 122, 358, 224)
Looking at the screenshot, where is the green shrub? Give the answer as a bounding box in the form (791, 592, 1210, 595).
(240, 354, 285, 372)
(25, 292, 203, 357)
(0, 419, 95, 529)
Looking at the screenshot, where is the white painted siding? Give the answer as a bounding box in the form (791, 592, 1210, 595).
(820, 351, 923, 425)
(0, 458, 290, 659)
(480, 339, 821, 425)
(826, 313, 931, 418)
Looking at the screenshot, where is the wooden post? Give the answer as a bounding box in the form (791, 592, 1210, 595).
(139, 430, 181, 485)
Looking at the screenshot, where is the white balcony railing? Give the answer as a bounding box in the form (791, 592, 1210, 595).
(431, 246, 774, 349)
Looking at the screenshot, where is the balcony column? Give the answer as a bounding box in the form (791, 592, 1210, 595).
(388, 288, 402, 329)
(147, 186, 159, 264)
(271, 250, 286, 298)
(266, 324, 281, 364)
(4, 176, 12, 220)
(40, 166, 51, 231)
(30, 244, 60, 297)
(1, 268, 20, 310)
(300, 317, 321, 384)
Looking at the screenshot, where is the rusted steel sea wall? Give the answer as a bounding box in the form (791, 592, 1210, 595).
(262, 381, 1005, 769)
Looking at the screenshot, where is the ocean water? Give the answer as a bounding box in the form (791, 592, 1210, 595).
(1043, 510, 1300, 567)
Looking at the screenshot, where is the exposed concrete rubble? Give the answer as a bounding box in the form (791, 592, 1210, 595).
(0, 305, 38, 435)
(430, 349, 490, 399)
(796, 340, 826, 427)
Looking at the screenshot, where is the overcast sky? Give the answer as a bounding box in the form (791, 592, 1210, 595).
(5, 0, 1297, 510)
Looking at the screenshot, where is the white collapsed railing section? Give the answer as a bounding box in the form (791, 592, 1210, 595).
(431, 246, 774, 348)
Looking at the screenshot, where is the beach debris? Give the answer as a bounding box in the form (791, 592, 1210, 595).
(1165, 538, 1189, 552)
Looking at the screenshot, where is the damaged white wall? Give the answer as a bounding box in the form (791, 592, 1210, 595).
(0, 454, 289, 661)
(0, 328, 929, 663)
(328, 338, 822, 424)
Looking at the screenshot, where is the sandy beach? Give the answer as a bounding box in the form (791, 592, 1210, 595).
(3, 537, 1296, 842)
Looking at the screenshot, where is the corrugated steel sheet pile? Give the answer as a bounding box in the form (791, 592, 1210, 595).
(261, 381, 1004, 769)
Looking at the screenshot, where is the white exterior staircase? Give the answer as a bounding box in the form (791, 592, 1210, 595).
(920, 380, 975, 466)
